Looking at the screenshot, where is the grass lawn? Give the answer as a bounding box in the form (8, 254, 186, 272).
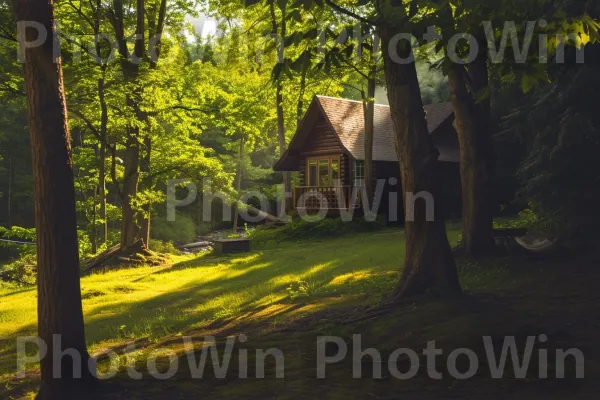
(2, 225, 599, 399)
(0, 228, 459, 379)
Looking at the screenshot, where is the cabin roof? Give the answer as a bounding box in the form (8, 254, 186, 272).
(316, 96, 455, 163)
(274, 95, 458, 171)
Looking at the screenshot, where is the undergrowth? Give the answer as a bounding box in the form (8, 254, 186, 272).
(249, 216, 387, 248)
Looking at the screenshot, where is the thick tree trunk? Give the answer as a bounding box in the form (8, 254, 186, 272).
(121, 128, 140, 249)
(11, 1, 96, 397)
(447, 63, 495, 257)
(380, 28, 461, 299)
(362, 69, 376, 208)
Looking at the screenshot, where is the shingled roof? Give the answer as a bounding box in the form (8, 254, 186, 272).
(315, 96, 455, 162)
(274, 96, 458, 171)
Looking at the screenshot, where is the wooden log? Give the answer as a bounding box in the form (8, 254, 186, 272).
(81, 240, 148, 274)
(179, 241, 211, 250)
(81, 243, 120, 274)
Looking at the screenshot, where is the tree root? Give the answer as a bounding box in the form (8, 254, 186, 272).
(81, 240, 170, 275)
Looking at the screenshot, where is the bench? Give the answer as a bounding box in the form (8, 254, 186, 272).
(212, 239, 250, 255)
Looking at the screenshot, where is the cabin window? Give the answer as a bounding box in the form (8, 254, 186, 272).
(318, 160, 330, 186)
(331, 159, 340, 186)
(308, 160, 318, 186)
(353, 160, 365, 187)
(306, 156, 341, 187)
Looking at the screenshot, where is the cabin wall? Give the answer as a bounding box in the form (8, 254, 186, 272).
(367, 161, 461, 222)
(373, 161, 402, 222)
(299, 158, 306, 186)
(341, 153, 351, 186)
(298, 115, 343, 156)
(297, 115, 348, 187)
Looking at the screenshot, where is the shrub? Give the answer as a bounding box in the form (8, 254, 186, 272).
(149, 240, 182, 255)
(151, 213, 197, 245)
(250, 216, 386, 248)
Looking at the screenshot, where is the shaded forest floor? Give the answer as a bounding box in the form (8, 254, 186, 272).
(2, 228, 600, 399)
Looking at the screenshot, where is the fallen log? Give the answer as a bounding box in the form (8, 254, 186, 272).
(81, 240, 163, 274)
(178, 241, 211, 250)
(81, 243, 121, 275)
(0, 271, 34, 286)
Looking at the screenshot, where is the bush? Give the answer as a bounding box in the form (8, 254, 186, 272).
(149, 240, 182, 255)
(249, 215, 386, 248)
(151, 213, 197, 245)
(0, 253, 36, 285)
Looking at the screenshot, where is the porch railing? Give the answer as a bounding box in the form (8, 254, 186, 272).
(293, 186, 359, 210)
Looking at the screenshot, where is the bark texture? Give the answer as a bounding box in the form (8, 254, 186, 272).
(110, 0, 145, 249)
(270, 2, 292, 214)
(276, 83, 292, 212)
(380, 28, 461, 299)
(448, 65, 495, 257)
(11, 0, 95, 397)
(447, 29, 495, 257)
(362, 70, 376, 207)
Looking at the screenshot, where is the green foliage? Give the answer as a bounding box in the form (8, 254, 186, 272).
(504, 42, 600, 240)
(0, 226, 36, 256)
(148, 240, 183, 255)
(151, 213, 197, 245)
(249, 216, 387, 247)
(0, 253, 37, 286)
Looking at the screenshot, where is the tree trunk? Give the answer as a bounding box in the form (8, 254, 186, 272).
(270, 2, 291, 215)
(297, 69, 307, 128)
(232, 137, 245, 233)
(111, 0, 144, 250)
(91, 186, 97, 254)
(380, 28, 461, 299)
(98, 140, 107, 246)
(362, 67, 376, 208)
(138, 137, 152, 247)
(7, 150, 12, 227)
(98, 75, 108, 245)
(11, 1, 96, 397)
(447, 63, 495, 258)
(120, 128, 140, 249)
(276, 83, 292, 213)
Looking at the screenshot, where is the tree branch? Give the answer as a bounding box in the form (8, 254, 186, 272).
(325, 0, 378, 27)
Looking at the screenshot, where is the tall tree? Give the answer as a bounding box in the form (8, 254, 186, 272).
(10, 0, 95, 398)
(318, 0, 461, 297)
(269, 1, 292, 214)
(436, 3, 496, 257)
(378, 24, 461, 298)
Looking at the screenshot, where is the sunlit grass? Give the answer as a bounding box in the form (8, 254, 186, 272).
(0, 227, 462, 379)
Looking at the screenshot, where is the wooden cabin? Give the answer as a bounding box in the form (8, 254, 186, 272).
(274, 96, 461, 220)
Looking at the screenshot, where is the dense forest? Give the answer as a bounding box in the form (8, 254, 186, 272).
(0, 0, 461, 254)
(1, 0, 600, 399)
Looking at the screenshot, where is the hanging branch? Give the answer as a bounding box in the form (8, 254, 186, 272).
(325, 0, 379, 27)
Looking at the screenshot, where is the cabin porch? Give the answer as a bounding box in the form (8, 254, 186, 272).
(293, 154, 364, 211)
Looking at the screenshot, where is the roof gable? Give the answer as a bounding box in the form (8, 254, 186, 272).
(274, 96, 458, 171)
(316, 96, 455, 162)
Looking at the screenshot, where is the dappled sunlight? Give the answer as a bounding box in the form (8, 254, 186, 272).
(0, 229, 420, 377)
(328, 270, 376, 286)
